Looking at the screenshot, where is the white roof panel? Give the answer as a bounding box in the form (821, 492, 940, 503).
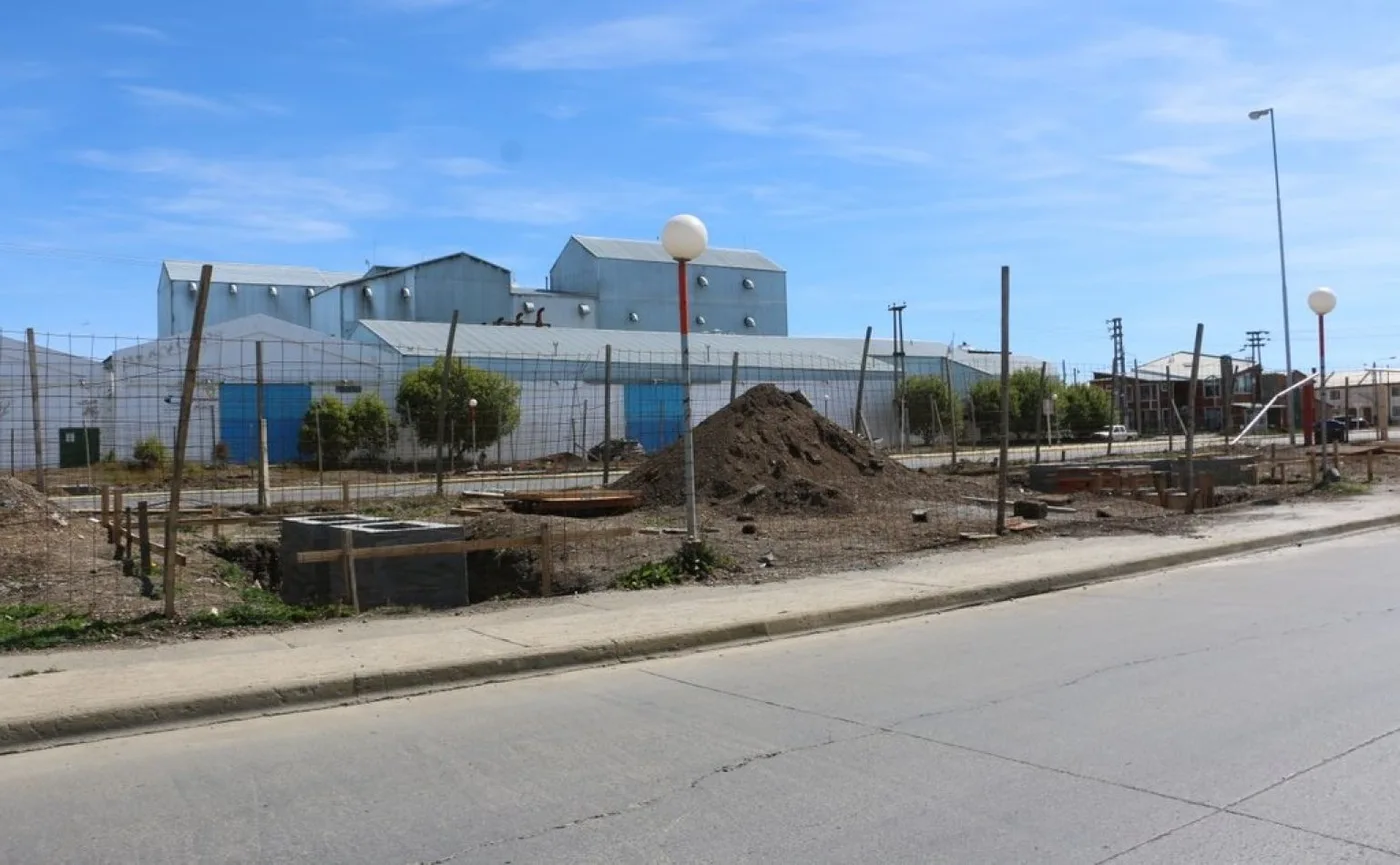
(163, 260, 363, 288)
(570, 236, 783, 272)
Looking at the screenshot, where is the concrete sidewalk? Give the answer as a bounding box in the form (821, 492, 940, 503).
(4, 493, 1400, 751)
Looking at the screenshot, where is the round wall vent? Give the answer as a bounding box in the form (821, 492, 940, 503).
(743, 316, 756, 328)
(742, 278, 755, 290)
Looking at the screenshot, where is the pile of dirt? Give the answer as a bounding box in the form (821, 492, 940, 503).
(611, 384, 931, 514)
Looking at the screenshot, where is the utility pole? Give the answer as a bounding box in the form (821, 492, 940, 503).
(1107, 318, 1125, 454)
(889, 303, 908, 452)
(1243, 330, 1271, 427)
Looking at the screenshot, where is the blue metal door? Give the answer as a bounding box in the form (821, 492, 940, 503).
(625, 384, 685, 454)
(219, 384, 312, 464)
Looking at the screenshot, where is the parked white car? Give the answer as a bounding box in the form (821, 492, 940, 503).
(1092, 424, 1139, 442)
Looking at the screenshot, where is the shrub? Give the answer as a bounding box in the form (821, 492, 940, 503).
(132, 436, 167, 470)
(298, 396, 353, 468)
(348, 393, 396, 461)
(897, 375, 955, 445)
(1059, 384, 1114, 437)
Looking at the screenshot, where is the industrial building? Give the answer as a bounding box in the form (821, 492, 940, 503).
(0, 332, 109, 473)
(156, 234, 791, 340)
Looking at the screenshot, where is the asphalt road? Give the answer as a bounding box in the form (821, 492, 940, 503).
(5, 531, 1400, 863)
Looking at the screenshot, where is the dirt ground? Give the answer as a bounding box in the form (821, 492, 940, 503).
(5, 423, 1398, 651)
(21, 452, 640, 496)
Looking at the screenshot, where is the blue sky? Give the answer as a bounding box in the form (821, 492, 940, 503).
(2, 0, 1398, 374)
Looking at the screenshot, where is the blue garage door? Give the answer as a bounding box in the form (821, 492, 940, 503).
(219, 383, 312, 464)
(625, 384, 685, 454)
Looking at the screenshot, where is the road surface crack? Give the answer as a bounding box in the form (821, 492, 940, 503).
(412, 735, 864, 864)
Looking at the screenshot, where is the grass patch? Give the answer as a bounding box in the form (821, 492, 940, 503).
(186, 586, 349, 629)
(0, 605, 125, 651)
(611, 541, 734, 591)
(1324, 479, 1371, 496)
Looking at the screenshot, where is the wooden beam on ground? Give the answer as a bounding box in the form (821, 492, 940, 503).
(295, 526, 634, 565)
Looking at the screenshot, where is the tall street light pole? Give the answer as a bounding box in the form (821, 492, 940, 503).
(1250, 107, 1296, 444)
(661, 213, 708, 543)
(1308, 287, 1336, 481)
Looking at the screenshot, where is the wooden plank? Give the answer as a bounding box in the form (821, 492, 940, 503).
(296, 526, 635, 565)
(112, 523, 188, 566)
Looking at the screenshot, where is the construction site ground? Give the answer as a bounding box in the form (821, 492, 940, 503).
(3, 402, 1396, 652)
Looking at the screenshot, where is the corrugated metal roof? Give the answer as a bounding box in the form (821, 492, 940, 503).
(163, 260, 364, 288)
(570, 236, 784, 272)
(335, 252, 511, 286)
(353, 320, 878, 372)
(1139, 352, 1260, 381)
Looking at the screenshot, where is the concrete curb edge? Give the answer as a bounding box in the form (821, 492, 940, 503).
(5, 512, 1398, 751)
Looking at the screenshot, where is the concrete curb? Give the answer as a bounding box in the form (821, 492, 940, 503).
(5, 513, 1399, 752)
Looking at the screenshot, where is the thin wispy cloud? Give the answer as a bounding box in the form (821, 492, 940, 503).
(122, 85, 232, 114)
(121, 85, 288, 116)
(100, 23, 170, 42)
(490, 15, 710, 70)
(431, 156, 499, 178)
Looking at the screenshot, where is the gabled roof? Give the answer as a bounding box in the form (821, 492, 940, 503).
(569, 236, 783, 272)
(199, 314, 348, 343)
(334, 251, 512, 285)
(352, 320, 876, 371)
(1138, 352, 1261, 381)
(162, 260, 363, 288)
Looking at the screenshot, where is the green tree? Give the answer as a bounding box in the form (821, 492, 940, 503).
(299, 396, 353, 468)
(396, 358, 522, 458)
(897, 375, 955, 445)
(348, 393, 396, 461)
(1059, 384, 1114, 437)
(964, 370, 1060, 440)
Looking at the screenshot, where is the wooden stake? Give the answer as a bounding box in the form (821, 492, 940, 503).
(25, 328, 44, 492)
(435, 310, 460, 496)
(853, 326, 873, 436)
(100, 486, 111, 538)
(341, 480, 352, 510)
(730, 351, 741, 404)
(211, 503, 222, 539)
(1185, 323, 1205, 514)
(996, 266, 1011, 534)
(538, 523, 555, 597)
(111, 488, 124, 545)
(602, 344, 613, 485)
(163, 263, 213, 617)
(137, 501, 152, 577)
(255, 340, 269, 509)
(341, 529, 360, 613)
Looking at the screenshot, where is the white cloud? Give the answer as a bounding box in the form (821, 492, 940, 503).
(72, 148, 394, 243)
(431, 156, 498, 178)
(120, 86, 289, 117)
(1115, 146, 1234, 175)
(100, 24, 171, 42)
(490, 15, 709, 71)
(122, 86, 232, 114)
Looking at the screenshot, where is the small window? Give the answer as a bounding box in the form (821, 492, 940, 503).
(1328, 389, 1342, 400)
(1203, 381, 1221, 398)
(334, 384, 362, 394)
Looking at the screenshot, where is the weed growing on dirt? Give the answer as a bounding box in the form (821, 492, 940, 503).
(0, 604, 122, 651)
(186, 587, 348, 629)
(612, 560, 682, 591)
(611, 541, 733, 590)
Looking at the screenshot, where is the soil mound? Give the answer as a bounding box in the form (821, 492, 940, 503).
(611, 384, 925, 513)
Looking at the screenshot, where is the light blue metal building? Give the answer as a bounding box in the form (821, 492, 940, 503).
(157, 261, 364, 338)
(549, 236, 788, 335)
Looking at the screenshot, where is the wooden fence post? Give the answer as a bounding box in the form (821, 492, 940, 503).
(211, 503, 222, 540)
(341, 480, 352, 511)
(341, 529, 360, 613)
(602, 344, 613, 485)
(137, 501, 152, 577)
(538, 523, 555, 597)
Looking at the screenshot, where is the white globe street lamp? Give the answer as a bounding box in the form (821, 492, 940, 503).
(1308, 287, 1336, 478)
(661, 214, 708, 543)
(467, 398, 479, 468)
